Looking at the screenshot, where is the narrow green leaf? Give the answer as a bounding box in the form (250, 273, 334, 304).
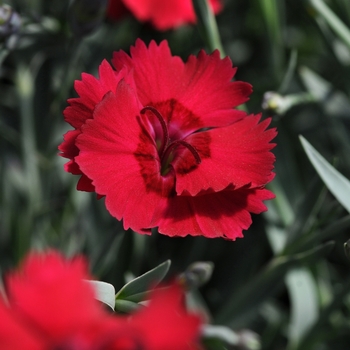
(0, 48, 9, 66)
(299, 66, 330, 100)
(299, 66, 350, 117)
(285, 215, 350, 257)
(259, 0, 284, 79)
(317, 215, 350, 242)
(309, 0, 350, 50)
(284, 177, 326, 249)
(86, 280, 115, 310)
(202, 325, 239, 346)
(16, 65, 42, 211)
(286, 268, 319, 349)
(216, 242, 333, 326)
(266, 176, 295, 228)
(260, 0, 282, 46)
(279, 50, 298, 94)
(296, 276, 350, 350)
(300, 136, 350, 214)
(203, 325, 261, 350)
(266, 224, 287, 255)
(115, 260, 171, 302)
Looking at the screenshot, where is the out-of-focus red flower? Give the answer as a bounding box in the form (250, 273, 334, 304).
(7, 251, 102, 340)
(106, 0, 222, 30)
(0, 250, 202, 349)
(0, 250, 112, 349)
(59, 39, 276, 240)
(113, 285, 201, 350)
(106, 0, 128, 21)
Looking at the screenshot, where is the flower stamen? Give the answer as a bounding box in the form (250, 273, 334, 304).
(140, 106, 201, 176)
(165, 140, 202, 164)
(141, 106, 169, 156)
(161, 140, 201, 175)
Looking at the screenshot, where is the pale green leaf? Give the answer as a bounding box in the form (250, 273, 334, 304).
(86, 280, 115, 310)
(300, 136, 350, 214)
(115, 260, 171, 302)
(309, 0, 350, 50)
(202, 325, 240, 346)
(286, 268, 319, 348)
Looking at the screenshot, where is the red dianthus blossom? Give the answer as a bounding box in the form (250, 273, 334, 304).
(0, 250, 201, 349)
(59, 39, 276, 240)
(106, 0, 222, 30)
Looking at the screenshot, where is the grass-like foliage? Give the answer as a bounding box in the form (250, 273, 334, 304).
(1, 0, 350, 349)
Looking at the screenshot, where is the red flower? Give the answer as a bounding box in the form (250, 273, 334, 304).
(106, 0, 129, 21)
(0, 250, 201, 350)
(106, 0, 222, 30)
(113, 285, 201, 350)
(0, 250, 110, 349)
(59, 39, 276, 240)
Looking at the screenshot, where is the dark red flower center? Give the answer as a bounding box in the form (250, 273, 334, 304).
(140, 106, 201, 175)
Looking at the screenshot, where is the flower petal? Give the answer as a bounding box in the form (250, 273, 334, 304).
(179, 49, 252, 122)
(129, 285, 201, 349)
(59, 62, 137, 193)
(59, 129, 80, 161)
(112, 40, 249, 134)
(122, 0, 195, 30)
(112, 40, 184, 105)
(77, 173, 96, 192)
(157, 187, 275, 239)
(174, 114, 277, 196)
(0, 298, 44, 350)
(7, 251, 103, 342)
(64, 61, 133, 129)
(121, 0, 222, 30)
(75, 81, 171, 233)
(59, 129, 96, 192)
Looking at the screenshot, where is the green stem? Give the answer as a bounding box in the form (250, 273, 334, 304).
(192, 0, 225, 56)
(260, 0, 284, 81)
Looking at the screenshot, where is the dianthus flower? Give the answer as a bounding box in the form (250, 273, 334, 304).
(106, 0, 222, 30)
(59, 39, 276, 240)
(0, 250, 201, 349)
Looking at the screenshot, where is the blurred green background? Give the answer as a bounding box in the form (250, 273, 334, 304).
(2, 0, 350, 349)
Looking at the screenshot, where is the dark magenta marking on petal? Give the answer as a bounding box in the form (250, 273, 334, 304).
(148, 99, 204, 139)
(134, 149, 176, 197)
(134, 99, 211, 193)
(175, 133, 211, 175)
(134, 124, 176, 196)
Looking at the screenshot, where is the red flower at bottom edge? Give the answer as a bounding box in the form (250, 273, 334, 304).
(0, 250, 201, 350)
(106, 0, 222, 30)
(59, 39, 277, 240)
(115, 285, 202, 350)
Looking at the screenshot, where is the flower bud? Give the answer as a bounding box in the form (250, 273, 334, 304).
(0, 5, 21, 46)
(178, 261, 214, 290)
(262, 91, 315, 115)
(68, 0, 108, 37)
